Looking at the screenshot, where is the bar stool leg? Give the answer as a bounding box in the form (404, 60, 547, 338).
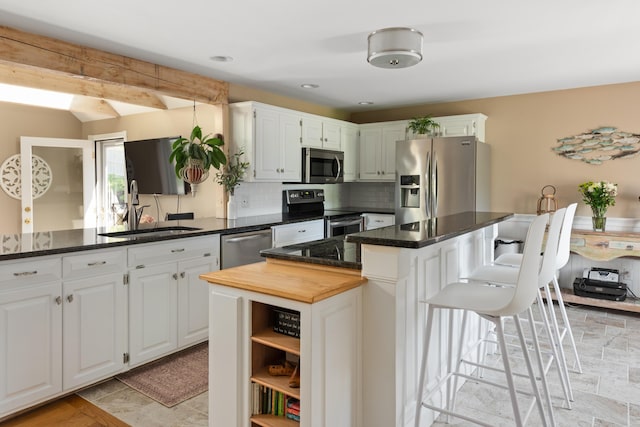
(415, 307, 435, 427)
(552, 276, 583, 373)
(449, 310, 469, 419)
(495, 316, 524, 426)
(541, 282, 574, 403)
(526, 306, 556, 426)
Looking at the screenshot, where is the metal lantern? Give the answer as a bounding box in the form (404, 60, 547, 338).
(537, 185, 558, 215)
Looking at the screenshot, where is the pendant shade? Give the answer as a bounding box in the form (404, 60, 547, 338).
(367, 27, 423, 69)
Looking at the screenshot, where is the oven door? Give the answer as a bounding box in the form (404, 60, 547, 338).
(303, 148, 344, 184)
(326, 215, 364, 237)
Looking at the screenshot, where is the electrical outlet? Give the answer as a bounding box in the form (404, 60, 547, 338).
(240, 198, 249, 208)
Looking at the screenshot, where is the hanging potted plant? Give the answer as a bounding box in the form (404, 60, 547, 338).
(215, 150, 250, 219)
(407, 115, 440, 137)
(169, 125, 227, 195)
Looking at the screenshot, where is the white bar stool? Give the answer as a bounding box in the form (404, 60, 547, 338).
(494, 204, 582, 374)
(415, 214, 552, 427)
(466, 208, 573, 408)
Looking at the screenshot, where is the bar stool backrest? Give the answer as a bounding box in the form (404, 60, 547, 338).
(555, 203, 577, 271)
(499, 213, 549, 316)
(539, 208, 566, 287)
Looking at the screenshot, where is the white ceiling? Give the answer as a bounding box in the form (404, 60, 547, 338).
(1, 0, 640, 112)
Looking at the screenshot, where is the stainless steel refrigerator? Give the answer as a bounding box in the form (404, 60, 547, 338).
(395, 136, 490, 224)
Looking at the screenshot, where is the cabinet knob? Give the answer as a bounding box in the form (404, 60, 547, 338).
(55, 296, 62, 305)
(67, 294, 74, 303)
(172, 273, 178, 280)
(180, 272, 186, 279)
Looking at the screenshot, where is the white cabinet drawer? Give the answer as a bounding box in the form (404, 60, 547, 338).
(363, 213, 395, 230)
(63, 249, 126, 279)
(128, 236, 218, 267)
(272, 219, 324, 248)
(0, 256, 61, 288)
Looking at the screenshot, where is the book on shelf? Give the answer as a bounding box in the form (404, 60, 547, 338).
(252, 385, 299, 422)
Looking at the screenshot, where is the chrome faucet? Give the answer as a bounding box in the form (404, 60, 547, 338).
(127, 180, 150, 230)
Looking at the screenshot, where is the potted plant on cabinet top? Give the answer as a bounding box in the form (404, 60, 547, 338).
(407, 115, 440, 137)
(215, 150, 250, 219)
(169, 125, 226, 195)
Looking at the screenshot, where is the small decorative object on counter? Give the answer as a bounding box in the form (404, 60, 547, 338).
(536, 185, 558, 215)
(215, 150, 249, 220)
(578, 180, 617, 232)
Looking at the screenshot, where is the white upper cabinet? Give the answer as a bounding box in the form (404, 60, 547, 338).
(229, 101, 302, 183)
(432, 113, 487, 142)
(301, 114, 341, 151)
(342, 122, 359, 182)
(358, 122, 406, 181)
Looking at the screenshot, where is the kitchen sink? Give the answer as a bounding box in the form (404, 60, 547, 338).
(98, 226, 202, 238)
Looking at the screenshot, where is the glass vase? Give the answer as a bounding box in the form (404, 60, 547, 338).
(592, 215, 606, 232)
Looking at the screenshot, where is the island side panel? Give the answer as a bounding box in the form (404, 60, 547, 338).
(360, 225, 495, 427)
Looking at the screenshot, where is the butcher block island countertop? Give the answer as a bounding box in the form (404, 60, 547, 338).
(199, 258, 366, 303)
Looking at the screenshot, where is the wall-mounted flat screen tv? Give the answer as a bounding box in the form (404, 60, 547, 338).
(124, 136, 189, 195)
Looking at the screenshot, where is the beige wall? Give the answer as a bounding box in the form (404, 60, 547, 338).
(82, 104, 226, 222)
(0, 102, 83, 234)
(351, 81, 640, 218)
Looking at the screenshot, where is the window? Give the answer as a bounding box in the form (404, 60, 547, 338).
(93, 132, 127, 228)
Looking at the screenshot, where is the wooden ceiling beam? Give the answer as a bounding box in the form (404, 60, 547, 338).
(0, 63, 168, 110)
(0, 25, 228, 105)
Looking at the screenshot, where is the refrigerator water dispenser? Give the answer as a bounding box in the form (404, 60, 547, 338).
(400, 175, 420, 208)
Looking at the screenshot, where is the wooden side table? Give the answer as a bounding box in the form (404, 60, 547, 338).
(554, 229, 640, 313)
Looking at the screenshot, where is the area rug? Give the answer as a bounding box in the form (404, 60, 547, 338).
(116, 341, 208, 407)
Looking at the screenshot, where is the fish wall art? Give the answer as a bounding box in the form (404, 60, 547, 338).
(553, 126, 640, 164)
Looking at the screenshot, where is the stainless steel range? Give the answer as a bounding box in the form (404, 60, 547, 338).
(282, 189, 364, 238)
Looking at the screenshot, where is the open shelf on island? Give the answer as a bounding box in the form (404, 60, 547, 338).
(252, 329, 300, 355)
(251, 414, 300, 427)
(251, 366, 301, 400)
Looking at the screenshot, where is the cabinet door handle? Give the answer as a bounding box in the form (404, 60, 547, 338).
(180, 272, 185, 279)
(55, 296, 62, 305)
(14, 270, 37, 277)
(87, 261, 107, 266)
(298, 229, 306, 233)
(67, 294, 74, 303)
(171, 248, 185, 253)
(172, 273, 178, 280)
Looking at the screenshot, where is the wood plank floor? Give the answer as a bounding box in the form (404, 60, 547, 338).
(2, 394, 129, 427)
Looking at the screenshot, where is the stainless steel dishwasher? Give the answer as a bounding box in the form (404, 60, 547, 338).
(221, 228, 273, 269)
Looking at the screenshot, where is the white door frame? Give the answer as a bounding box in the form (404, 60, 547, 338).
(20, 136, 96, 233)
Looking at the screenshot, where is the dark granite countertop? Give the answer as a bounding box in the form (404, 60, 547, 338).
(260, 211, 513, 269)
(261, 236, 361, 270)
(346, 211, 513, 249)
(0, 212, 325, 261)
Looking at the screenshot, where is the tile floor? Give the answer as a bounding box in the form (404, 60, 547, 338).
(78, 302, 639, 427)
(432, 302, 640, 427)
(77, 378, 208, 427)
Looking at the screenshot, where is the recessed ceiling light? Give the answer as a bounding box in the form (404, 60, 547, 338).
(301, 84, 319, 89)
(210, 56, 233, 62)
(358, 101, 374, 105)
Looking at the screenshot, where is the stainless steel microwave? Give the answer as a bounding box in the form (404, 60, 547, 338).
(302, 148, 344, 184)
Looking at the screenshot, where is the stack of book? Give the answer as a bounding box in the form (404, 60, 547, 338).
(286, 398, 300, 422)
(252, 384, 298, 421)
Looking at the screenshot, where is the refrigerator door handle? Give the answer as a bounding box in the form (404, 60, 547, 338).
(432, 153, 438, 218)
(425, 151, 431, 218)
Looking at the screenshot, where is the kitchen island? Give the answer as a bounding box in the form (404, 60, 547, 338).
(205, 211, 512, 427)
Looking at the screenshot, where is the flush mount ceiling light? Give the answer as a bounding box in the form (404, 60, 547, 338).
(367, 27, 423, 69)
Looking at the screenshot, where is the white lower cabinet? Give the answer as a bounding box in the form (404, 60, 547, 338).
(272, 219, 325, 247)
(62, 272, 127, 389)
(0, 277, 62, 417)
(128, 235, 220, 367)
(362, 213, 395, 230)
(0, 251, 127, 418)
